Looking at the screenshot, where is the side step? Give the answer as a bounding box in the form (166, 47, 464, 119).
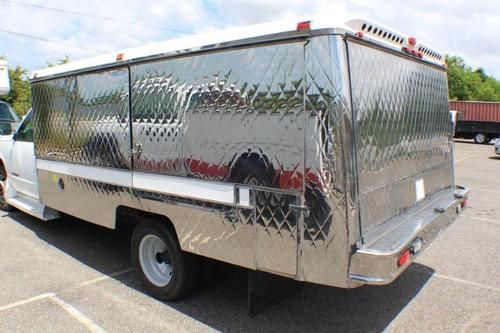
(7, 193, 59, 221)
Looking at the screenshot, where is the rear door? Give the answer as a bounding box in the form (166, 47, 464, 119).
(347, 40, 454, 234)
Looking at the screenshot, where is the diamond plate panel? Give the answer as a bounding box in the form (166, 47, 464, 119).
(348, 41, 454, 233)
(32, 77, 75, 161)
(70, 69, 131, 169)
(255, 189, 299, 276)
(301, 35, 353, 286)
(130, 42, 305, 190)
(33, 69, 130, 169)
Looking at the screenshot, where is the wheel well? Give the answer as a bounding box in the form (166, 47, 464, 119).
(228, 151, 276, 185)
(115, 206, 178, 242)
(0, 159, 6, 178)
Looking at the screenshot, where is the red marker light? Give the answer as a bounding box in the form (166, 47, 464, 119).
(461, 198, 468, 208)
(398, 249, 411, 267)
(297, 21, 311, 31)
(408, 37, 417, 46)
(116, 53, 124, 61)
(356, 31, 364, 38)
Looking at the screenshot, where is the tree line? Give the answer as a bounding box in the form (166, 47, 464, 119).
(1, 55, 499, 117)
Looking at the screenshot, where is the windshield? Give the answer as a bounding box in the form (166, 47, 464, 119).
(0, 102, 20, 122)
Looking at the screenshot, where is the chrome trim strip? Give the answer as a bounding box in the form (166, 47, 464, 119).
(36, 159, 132, 187)
(36, 159, 242, 206)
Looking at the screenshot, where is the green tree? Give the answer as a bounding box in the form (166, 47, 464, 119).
(446, 55, 500, 101)
(46, 55, 71, 67)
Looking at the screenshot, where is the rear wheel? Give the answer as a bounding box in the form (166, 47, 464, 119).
(131, 219, 199, 301)
(474, 133, 489, 144)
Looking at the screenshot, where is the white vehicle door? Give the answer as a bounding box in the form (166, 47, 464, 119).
(9, 111, 38, 199)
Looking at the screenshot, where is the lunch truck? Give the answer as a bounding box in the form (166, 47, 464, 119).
(0, 18, 469, 311)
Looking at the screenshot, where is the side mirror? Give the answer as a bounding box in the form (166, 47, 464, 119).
(0, 123, 13, 136)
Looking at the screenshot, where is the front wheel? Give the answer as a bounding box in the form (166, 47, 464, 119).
(474, 133, 490, 144)
(0, 169, 13, 212)
(131, 219, 199, 301)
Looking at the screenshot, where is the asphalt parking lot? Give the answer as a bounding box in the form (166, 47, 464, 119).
(0, 140, 499, 332)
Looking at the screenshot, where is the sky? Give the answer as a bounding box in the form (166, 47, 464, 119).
(0, 0, 499, 78)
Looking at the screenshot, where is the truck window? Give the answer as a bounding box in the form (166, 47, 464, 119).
(0, 102, 19, 122)
(15, 112, 33, 142)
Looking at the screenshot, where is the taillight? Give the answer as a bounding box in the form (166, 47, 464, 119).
(398, 249, 411, 267)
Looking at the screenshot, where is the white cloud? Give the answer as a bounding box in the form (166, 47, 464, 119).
(0, 0, 498, 78)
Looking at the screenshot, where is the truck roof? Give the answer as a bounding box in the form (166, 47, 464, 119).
(30, 17, 445, 81)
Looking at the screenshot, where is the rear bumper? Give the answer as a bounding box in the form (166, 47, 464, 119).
(349, 185, 469, 285)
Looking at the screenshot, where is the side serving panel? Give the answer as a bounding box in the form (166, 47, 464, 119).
(32, 68, 137, 228)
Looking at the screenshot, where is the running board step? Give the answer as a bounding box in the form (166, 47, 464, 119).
(7, 194, 59, 221)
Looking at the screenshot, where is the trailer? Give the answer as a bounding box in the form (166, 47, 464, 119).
(0, 18, 468, 313)
(451, 101, 500, 143)
(0, 60, 10, 96)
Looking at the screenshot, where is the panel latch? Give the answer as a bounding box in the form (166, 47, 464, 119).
(289, 204, 310, 218)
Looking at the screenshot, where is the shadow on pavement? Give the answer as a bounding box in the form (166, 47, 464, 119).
(10, 211, 435, 333)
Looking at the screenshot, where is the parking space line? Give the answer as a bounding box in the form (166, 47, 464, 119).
(50, 295, 107, 333)
(0, 293, 54, 312)
(471, 188, 500, 194)
(468, 216, 500, 224)
(433, 273, 500, 293)
(76, 268, 133, 288)
(0, 268, 133, 314)
(455, 155, 476, 163)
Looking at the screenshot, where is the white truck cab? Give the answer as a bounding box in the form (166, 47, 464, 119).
(0, 109, 58, 219)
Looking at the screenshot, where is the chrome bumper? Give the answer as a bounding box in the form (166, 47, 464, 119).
(349, 186, 469, 285)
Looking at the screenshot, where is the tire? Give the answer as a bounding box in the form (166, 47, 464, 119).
(131, 219, 199, 301)
(0, 167, 13, 212)
(474, 133, 488, 144)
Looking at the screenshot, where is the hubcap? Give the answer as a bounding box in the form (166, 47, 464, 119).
(138, 234, 173, 287)
(476, 133, 486, 143)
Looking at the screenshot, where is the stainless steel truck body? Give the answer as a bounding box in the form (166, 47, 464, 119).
(3, 19, 468, 299)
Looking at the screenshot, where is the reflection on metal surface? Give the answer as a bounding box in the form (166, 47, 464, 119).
(348, 41, 454, 234)
(32, 69, 131, 169)
(299, 35, 353, 287)
(255, 189, 299, 276)
(130, 42, 307, 190)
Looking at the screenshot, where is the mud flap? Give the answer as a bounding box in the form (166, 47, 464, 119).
(248, 270, 303, 317)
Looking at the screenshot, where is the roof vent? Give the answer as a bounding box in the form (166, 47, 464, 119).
(345, 19, 407, 47)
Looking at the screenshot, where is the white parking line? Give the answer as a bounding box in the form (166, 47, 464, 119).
(433, 273, 500, 293)
(471, 188, 500, 195)
(76, 268, 133, 288)
(0, 293, 54, 312)
(50, 295, 107, 333)
(455, 155, 476, 163)
(0, 268, 134, 312)
(468, 216, 500, 224)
